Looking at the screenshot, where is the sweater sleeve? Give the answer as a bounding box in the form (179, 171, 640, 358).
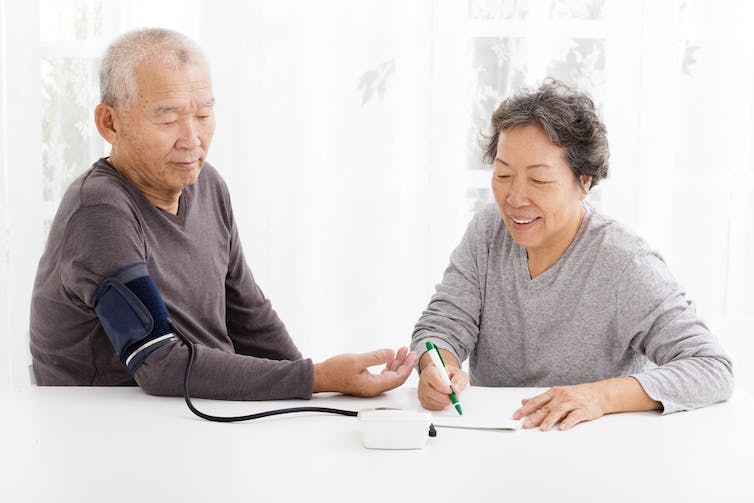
(617, 251, 734, 413)
(134, 341, 312, 400)
(61, 203, 313, 400)
(410, 211, 486, 365)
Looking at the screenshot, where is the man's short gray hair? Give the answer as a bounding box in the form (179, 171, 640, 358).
(99, 28, 208, 110)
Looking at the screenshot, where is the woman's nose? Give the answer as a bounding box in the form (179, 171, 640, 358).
(506, 177, 529, 207)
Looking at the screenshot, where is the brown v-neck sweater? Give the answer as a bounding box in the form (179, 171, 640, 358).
(30, 158, 313, 400)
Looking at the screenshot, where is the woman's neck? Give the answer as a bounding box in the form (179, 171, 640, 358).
(526, 204, 586, 278)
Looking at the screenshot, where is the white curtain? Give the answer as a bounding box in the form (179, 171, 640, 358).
(2, 0, 753, 392)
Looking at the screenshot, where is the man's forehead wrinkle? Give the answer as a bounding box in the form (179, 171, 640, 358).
(147, 96, 215, 116)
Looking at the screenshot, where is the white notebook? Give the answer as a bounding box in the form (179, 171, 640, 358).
(429, 386, 545, 430)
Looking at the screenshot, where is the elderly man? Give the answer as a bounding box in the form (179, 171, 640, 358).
(30, 28, 416, 400)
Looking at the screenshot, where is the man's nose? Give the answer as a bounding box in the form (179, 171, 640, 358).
(175, 117, 201, 149)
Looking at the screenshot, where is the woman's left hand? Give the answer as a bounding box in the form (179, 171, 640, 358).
(512, 382, 608, 431)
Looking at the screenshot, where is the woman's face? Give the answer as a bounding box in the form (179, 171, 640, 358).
(491, 124, 591, 264)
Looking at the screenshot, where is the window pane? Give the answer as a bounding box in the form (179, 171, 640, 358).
(544, 38, 605, 97)
(549, 0, 605, 21)
(41, 57, 100, 203)
(469, 0, 606, 21)
(467, 37, 605, 170)
(39, 0, 103, 42)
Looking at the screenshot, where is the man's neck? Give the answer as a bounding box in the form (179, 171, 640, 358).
(143, 191, 181, 215)
(107, 157, 181, 215)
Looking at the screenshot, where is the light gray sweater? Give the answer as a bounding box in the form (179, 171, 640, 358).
(411, 203, 734, 413)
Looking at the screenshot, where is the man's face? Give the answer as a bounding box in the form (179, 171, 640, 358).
(112, 59, 215, 197)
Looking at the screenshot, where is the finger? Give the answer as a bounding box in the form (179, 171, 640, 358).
(522, 407, 550, 428)
(384, 348, 396, 367)
(419, 386, 452, 410)
(365, 354, 417, 395)
(385, 347, 409, 372)
(361, 349, 393, 368)
(418, 376, 451, 410)
(419, 392, 451, 411)
(418, 368, 452, 408)
(513, 391, 552, 419)
(395, 346, 408, 361)
(448, 368, 469, 393)
(401, 351, 417, 372)
(539, 406, 570, 432)
(382, 351, 416, 379)
(559, 409, 587, 431)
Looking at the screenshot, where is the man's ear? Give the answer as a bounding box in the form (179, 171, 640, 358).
(94, 104, 121, 145)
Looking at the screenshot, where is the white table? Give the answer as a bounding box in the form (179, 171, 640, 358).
(1, 385, 752, 503)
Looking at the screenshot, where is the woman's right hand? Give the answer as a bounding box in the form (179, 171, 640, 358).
(417, 349, 469, 410)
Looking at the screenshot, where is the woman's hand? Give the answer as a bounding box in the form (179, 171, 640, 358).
(417, 349, 469, 410)
(513, 382, 607, 431)
(513, 377, 662, 431)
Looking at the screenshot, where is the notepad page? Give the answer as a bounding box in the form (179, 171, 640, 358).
(430, 386, 546, 430)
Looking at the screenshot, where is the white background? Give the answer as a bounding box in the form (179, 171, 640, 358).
(1, 0, 753, 394)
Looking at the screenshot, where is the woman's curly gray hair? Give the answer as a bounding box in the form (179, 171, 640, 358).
(482, 79, 609, 188)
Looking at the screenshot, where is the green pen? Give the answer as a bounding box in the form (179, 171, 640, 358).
(425, 341, 463, 415)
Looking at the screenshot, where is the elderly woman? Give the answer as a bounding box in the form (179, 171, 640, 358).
(411, 80, 734, 430)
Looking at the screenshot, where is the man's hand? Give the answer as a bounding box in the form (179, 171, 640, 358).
(512, 377, 662, 431)
(417, 349, 469, 411)
(313, 347, 417, 397)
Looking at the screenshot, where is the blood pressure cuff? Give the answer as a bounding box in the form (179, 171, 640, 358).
(92, 262, 176, 374)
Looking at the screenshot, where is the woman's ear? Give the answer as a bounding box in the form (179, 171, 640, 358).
(94, 104, 120, 146)
(580, 175, 593, 193)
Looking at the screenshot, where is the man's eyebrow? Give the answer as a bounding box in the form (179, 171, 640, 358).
(153, 105, 179, 115)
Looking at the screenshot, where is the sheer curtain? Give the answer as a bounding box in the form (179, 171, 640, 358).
(1, 0, 753, 392)
(199, 1, 437, 362)
(607, 1, 754, 392)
